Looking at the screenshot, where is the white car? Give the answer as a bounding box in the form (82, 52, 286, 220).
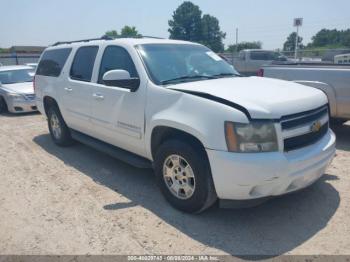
(0, 65, 37, 113)
(34, 37, 336, 213)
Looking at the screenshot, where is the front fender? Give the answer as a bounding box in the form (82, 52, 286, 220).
(144, 86, 248, 159)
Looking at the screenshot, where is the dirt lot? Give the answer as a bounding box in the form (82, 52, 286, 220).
(0, 113, 349, 256)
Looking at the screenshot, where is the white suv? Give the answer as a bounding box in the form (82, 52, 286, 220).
(35, 37, 336, 213)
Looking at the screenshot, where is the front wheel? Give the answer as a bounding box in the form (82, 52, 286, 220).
(154, 140, 217, 213)
(47, 105, 74, 146)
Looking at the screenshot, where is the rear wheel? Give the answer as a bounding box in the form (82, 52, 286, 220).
(47, 105, 74, 146)
(154, 139, 217, 213)
(0, 97, 8, 114)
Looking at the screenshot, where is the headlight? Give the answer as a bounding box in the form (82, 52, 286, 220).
(8, 93, 25, 101)
(225, 121, 278, 153)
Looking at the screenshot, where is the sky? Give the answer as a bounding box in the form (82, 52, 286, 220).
(0, 0, 349, 50)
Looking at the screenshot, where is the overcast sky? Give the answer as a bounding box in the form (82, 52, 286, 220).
(0, 0, 349, 49)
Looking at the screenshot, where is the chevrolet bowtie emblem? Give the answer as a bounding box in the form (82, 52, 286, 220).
(311, 121, 322, 133)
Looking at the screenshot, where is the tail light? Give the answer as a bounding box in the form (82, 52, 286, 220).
(257, 69, 264, 77)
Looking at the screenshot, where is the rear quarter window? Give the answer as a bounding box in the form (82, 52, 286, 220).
(36, 48, 72, 77)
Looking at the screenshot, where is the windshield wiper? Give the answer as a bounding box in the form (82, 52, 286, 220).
(212, 73, 241, 78)
(160, 75, 215, 85)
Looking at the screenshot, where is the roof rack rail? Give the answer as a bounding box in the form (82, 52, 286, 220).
(141, 35, 165, 39)
(52, 35, 113, 46)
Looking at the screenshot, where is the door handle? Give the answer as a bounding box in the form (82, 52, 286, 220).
(93, 93, 104, 100)
(64, 87, 73, 92)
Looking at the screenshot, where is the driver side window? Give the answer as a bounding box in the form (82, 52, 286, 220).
(98, 46, 138, 84)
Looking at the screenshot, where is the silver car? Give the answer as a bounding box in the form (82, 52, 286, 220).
(0, 66, 37, 114)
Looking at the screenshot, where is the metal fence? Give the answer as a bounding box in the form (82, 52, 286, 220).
(219, 48, 350, 65)
(0, 53, 41, 66)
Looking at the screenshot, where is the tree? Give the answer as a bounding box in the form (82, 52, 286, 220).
(120, 26, 142, 38)
(104, 30, 118, 39)
(168, 1, 203, 42)
(226, 41, 262, 52)
(308, 29, 350, 48)
(200, 14, 226, 52)
(283, 32, 303, 51)
(168, 1, 226, 51)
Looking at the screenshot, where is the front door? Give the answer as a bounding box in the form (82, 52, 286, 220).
(90, 45, 147, 156)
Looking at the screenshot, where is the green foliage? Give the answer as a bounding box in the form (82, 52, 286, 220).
(283, 32, 304, 51)
(308, 29, 350, 48)
(104, 26, 142, 39)
(0, 47, 9, 53)
(168, 1, 203, 42)
(168, 1, 226, 52)
(120, 26, 142, 38)
(200, 14, 226, 52)
(226, 41, 262, 52)
(105, 30, 119, 39)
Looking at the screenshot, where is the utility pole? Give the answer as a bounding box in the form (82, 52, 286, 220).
(293, 18, 303, 60)
(232, 27, 239, 65)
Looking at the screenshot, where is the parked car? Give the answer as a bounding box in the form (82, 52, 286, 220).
(233, 49, 288, 76)
(259, 63, 350, 124)
(25, 63, 38, 76)
(35, 37, 335, 213)
(0, 65, 37, 113)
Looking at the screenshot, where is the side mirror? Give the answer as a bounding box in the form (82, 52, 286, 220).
(102, 69, 140, 92)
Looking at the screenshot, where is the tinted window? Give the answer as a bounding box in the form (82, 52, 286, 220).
(98, 46, 138, 84)
(36, 48, 72, 77)
(70, 46, 99, 82)
(250, 51, 280, 61)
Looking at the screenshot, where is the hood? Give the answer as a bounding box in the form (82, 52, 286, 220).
(0, 82, 34, 95)
(168, 77, 328, 119)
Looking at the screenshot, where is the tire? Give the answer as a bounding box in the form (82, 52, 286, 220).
(0, 96, 8, 114)
(47, 105, 74, 146)
(154, 139, 217, 213)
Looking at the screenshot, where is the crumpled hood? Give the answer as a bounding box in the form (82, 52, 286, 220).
(0, 82, 34, 95)
(168, 76, 328, 119)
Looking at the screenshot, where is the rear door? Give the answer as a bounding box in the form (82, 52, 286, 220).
(60, 46, 99, 133)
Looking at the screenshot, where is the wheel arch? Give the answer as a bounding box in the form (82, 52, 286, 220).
(293, 80, 338, 117)
(150, 125, 208, 161)
(43, 96, 59, 116)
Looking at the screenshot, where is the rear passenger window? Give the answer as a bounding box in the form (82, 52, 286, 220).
(98, 46, 138, 84)
(70, 46, 99, 82)
(36, 48, 72, 77)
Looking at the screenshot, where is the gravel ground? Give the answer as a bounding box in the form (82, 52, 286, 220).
(0, 113, 349, 256)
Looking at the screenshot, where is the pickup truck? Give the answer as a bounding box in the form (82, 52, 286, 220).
(259, 63, 350, 124)
(233, 49, 287, 76)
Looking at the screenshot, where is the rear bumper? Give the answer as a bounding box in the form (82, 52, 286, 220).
(207, 129, 336, 200)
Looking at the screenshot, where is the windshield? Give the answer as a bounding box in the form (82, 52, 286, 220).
(137, 44, 239, 85)
(0, 69, 33, 84)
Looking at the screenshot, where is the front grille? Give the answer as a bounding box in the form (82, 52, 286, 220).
(24, 94, 35, 101)
(284, 123, 328, 151)
(281, 104, 329, 151)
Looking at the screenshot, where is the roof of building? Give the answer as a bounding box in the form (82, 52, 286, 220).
(9, 46, 46, 53)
